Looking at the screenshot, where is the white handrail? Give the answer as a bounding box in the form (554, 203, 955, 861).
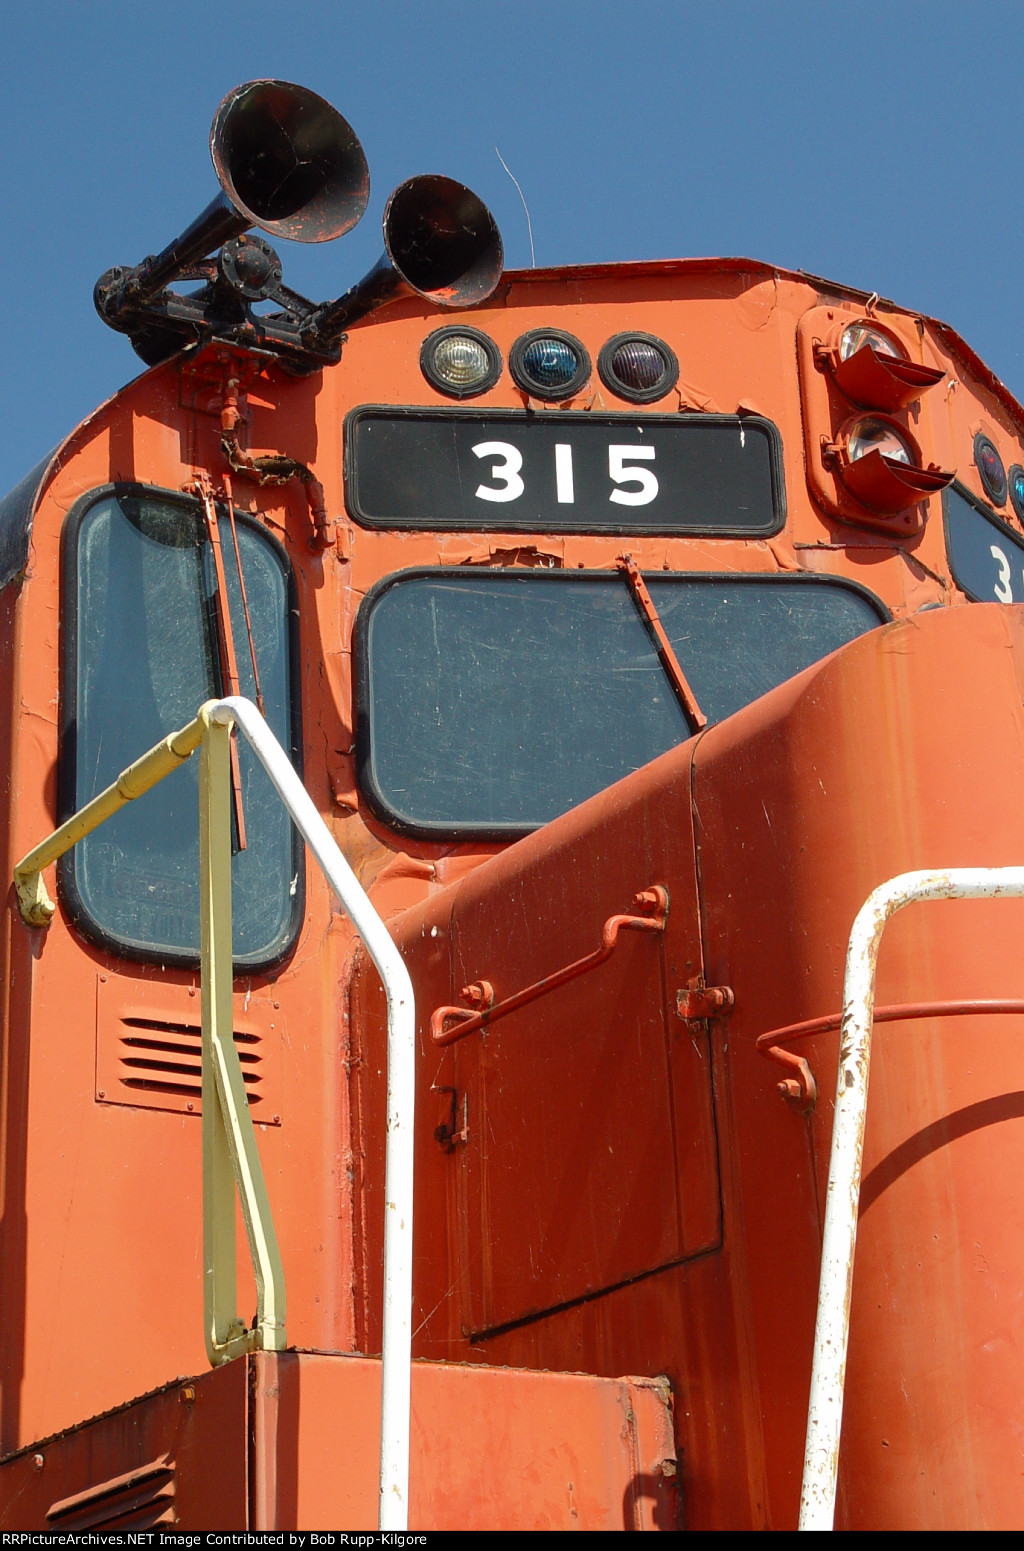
(210, 698, 416, 1533)
(799, 866, 1024, 1531)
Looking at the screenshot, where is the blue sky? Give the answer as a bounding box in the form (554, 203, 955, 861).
(3, 1, 1022, 494)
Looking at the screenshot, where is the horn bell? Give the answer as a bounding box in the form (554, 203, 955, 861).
(211, 79, 369, 244)
(305, 174, 504, 347)
(383, 174, 503, 304)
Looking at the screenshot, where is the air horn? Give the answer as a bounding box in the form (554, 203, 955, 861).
(94, 82, 505, 373)
(95, 79, 369, 361)
(297, 173, 504, 354)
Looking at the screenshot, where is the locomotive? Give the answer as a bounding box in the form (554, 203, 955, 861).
(1, 79, 1022, 1530)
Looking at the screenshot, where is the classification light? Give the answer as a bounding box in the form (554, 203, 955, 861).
(598, 333, 679, 403)
(974, 433, 1007, 506)
(510, 330, 591, 400)
(1009, 464, 1024, 525)
(420, 327, 501, 398)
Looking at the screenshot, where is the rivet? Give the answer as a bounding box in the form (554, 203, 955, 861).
(32, 1454, 44, 1471)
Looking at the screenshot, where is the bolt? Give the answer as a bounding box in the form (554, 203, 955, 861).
(186, 1102, 194, 1112)
(181, 1386, 196, 1405)
(32, 1454, 43, 1471)
(460, 980, 493, 1009)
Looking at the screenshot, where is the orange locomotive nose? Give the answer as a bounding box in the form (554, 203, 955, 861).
(5, 78, 1024, 1534)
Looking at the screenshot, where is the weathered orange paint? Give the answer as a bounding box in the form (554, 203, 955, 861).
(2, 243, 1024, 1529)
(0, 1355, 674, 1530)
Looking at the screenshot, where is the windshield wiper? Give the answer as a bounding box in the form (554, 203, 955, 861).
(616, 555, 707, 733)
(194, 472, 248, 849)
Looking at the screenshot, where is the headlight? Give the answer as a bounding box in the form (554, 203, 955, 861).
(421, 327, 501, 398)
(833, 414, 953, 518)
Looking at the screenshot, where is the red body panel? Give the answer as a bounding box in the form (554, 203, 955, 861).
(0, 1355, 675, 1531)
(348, 604, 1024, 1528)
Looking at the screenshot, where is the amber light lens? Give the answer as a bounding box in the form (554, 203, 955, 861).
(433, 336, 488, 387)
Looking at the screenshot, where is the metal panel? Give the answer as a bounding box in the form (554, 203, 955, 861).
(95, 971, 283, 1122)
(0, 1363, 247, 1532)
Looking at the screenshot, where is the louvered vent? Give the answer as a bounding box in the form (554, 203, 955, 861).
(95, 976, 283, 1122)
(117, 1017, 263, 1106)
(47, 1458, 175, 1531)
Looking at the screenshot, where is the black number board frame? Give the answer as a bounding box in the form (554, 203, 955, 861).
(344, 406, 786, 536)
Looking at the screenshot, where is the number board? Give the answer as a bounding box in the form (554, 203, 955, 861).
(944, 483, 1024, 603)
(345, 408, 784, 534)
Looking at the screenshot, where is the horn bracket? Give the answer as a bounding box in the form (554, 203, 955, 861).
(94, 246, 343, 373)
(219, 236, 283, 302)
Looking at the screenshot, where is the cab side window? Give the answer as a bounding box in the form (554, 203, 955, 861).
(61, 487, 301, 966)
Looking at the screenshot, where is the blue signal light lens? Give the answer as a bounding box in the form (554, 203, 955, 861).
(1009, 464, 1024, 525)
(522, 338, 577, 387)
(510, 330, 590, 400)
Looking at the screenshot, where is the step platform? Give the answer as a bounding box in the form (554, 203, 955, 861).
(0, 1352, 679, 1531)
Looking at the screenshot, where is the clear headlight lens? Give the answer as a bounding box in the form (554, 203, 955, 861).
(839, 323, 902, 361)
(847, 417, 912, 464)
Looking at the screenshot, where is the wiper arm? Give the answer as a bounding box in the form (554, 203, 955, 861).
(616, 555, 707, 732)
(194, 472, 248, 849)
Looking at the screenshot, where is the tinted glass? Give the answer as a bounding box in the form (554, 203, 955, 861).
(646, 576, 884, 724)
(65, 491, 299, 964)
(359, 571, 886, 833)
(943, 482, 1024, 604)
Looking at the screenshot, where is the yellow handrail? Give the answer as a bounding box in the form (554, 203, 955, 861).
(12, 702, 286, 1364)
(14, 714, 206, 926)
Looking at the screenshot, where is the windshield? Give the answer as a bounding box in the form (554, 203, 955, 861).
(358, 569, 887, 834)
